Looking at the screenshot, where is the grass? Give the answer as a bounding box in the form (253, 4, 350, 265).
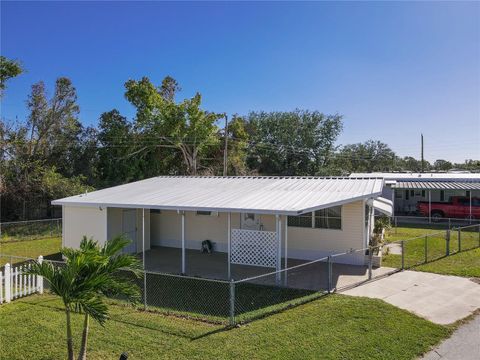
(414, 248, 480, 277)
(382, 225, 480, 277)
(0, 236, 62, 267)
(0, 293, 451, 360)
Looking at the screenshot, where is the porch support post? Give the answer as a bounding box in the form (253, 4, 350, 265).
(276, 215, 281, 283)
(227, 212, 231, 279)
(284, 215, 288, 286)
(181, 211, 186, 274)
(142, 208, 145, 269)
(142, 208, 147, 310)
(428, 190, 431, 224)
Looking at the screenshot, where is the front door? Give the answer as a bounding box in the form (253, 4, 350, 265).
(122, 209, 137, 253)
(241, 213, 260, 230)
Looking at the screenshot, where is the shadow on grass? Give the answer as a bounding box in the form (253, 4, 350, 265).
(15, 296, 224, 340)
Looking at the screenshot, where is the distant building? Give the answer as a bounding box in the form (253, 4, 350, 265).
(349, 173, 480, 218)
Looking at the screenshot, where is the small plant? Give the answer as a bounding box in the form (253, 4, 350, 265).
(28, 235, 141, 360)
(370, 216, 392, 250)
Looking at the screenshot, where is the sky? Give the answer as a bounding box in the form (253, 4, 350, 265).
(1, 1, 479, 163)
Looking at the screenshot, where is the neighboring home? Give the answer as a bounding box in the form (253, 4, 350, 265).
(52, 176, 392, 279)
(350, 172, 480, 218)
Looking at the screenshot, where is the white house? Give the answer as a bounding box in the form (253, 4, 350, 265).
(52, 176, 392, 278)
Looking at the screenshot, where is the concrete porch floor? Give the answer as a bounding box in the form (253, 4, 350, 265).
(143, 246, 396, 291)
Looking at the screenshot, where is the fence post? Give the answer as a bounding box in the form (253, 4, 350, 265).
(143, 271, 147, 311)
(446, 230, 450, 256)
(229, 280, 235, 326)
(478, 224, 480, 248)
(0, 270, 3, 304)
(368, 247, 373, 280)
(401, 241, 405, 270)
(327, 256, 333, 293)
(424, 236, 428, 264)
(5, 263, 11, 303)
(37, 256, 44, 294)
(458, 228, 461, 252)
(448, 218, 451, 230)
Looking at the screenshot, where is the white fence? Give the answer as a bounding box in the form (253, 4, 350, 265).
(0, 256, 43, 304)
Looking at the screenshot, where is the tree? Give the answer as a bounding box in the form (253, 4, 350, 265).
(226, 115, 250, 175)
(0, 56, 23, 96)
(26, 78, 81, 169)
(28, 236, 141, 360)
(433, 159, 453, 171)
(246, 110, 343, 175)
(124, 76, 223, 175)
(332, 140, 397, 173)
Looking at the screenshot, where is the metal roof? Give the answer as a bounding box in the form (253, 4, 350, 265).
(350, 172, 480, 181)
(52, 176, 384, 215)
(392, 181, 480, 190)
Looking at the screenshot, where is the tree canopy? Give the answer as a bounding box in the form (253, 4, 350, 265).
(1, 66, 478, 221)
(0, 56, 23, 96)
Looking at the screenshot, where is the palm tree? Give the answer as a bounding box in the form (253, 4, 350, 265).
(28, 235, 142, 360)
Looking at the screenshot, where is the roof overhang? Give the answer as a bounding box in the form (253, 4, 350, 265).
(367, 197, 393, 217)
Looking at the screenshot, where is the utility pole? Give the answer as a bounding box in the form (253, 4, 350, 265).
(421, 133, 424, 173)
(223, 114, 228, 176)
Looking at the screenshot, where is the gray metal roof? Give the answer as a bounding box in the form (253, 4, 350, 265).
(392, 181, 480, 190)
(52, 176, 384, 215)
(350, 172, 480, 181)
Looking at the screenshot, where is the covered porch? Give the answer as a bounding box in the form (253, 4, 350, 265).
(143, 246, 395, 291)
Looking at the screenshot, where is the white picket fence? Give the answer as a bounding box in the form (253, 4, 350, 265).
(0, 256, 44, 304)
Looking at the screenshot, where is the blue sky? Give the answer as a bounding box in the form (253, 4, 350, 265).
(1, 1, 479, 163)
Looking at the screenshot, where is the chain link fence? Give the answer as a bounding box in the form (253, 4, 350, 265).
(389, 215, 480, 231)
(0, 218, 62, 242)
(0, 223, 478, 325)
(383, 224, 480, 270)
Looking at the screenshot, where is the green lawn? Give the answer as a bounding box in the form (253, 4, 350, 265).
(414, 248, 480, 278)
(0, 293, 451, 360)
(0, 236, 62, 267)
(382, 226, 480, 277)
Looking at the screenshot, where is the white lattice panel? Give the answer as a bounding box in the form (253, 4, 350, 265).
(231, 229, 277, 268)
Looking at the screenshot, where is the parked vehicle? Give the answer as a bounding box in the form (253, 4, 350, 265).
(417, 196, 480, 219)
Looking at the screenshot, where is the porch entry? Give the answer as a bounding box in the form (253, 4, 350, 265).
(122, 209, 137, 253)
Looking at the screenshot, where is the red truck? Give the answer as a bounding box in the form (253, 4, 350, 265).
(417, 196, 480, 219)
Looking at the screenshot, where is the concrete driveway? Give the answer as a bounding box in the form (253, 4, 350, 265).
(342, 270, 480, 325)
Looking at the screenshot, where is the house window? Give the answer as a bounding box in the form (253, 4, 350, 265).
(405, 190, 410, 200)
(421, 190, 426, 198)
(196, 211, 219, 216)
(288, 206, 342, 230)
(466, 190, 471, 198)
(440, 190, 445, 202)
(395, 190, 403, 199)
(314, 206, 342, 230)
(150, 209, 161, 214)
(288, 212, 313, 228)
